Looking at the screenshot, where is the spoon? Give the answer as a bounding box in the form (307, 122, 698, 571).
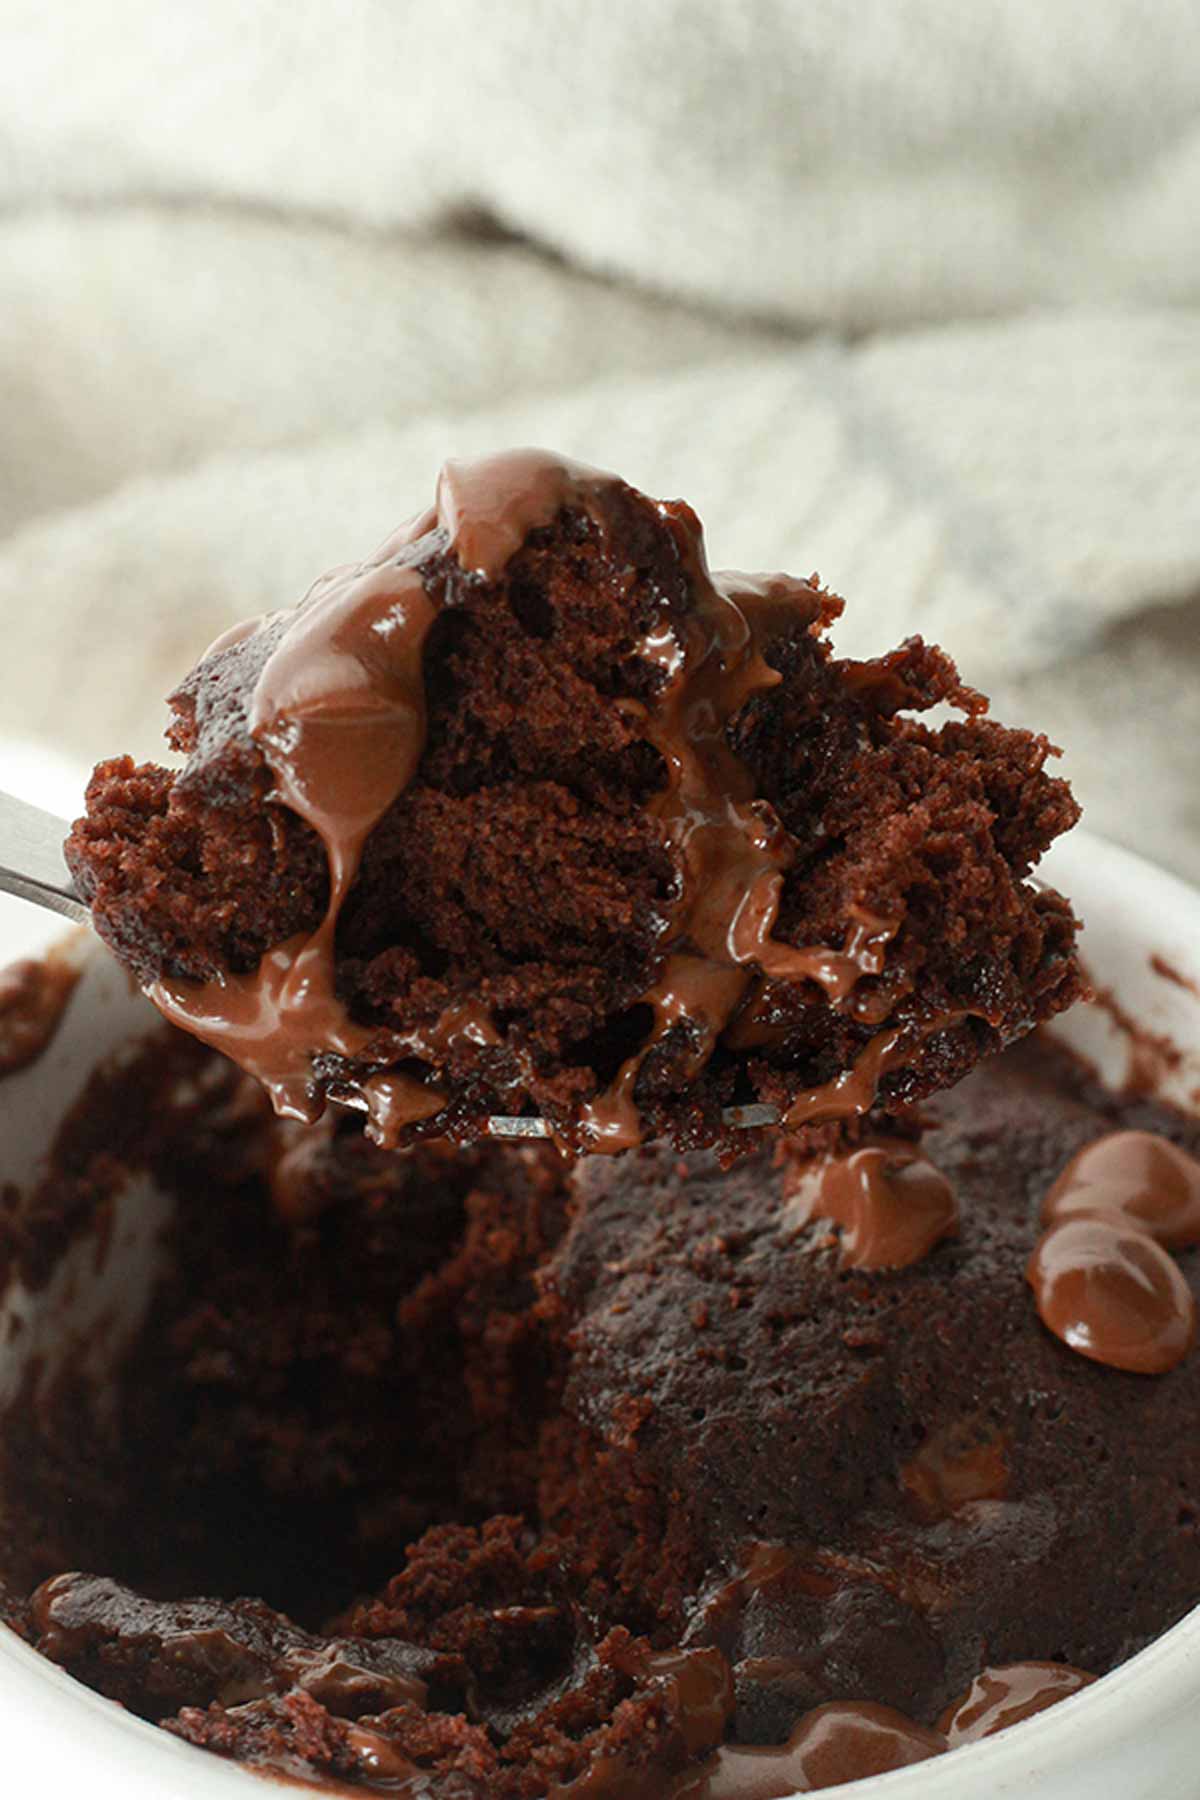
(0, 789, 90, 926)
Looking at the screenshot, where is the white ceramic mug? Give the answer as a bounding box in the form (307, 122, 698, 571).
(0, 827, 1198, 1799)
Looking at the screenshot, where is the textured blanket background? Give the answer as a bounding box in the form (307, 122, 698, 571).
(1, 1, 1198, 877)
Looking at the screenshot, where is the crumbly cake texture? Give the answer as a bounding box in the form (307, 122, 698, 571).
(5, 1028, 1200, 1795)
(65, 451, 1083, 1153)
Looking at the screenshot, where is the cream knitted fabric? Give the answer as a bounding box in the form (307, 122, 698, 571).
(4, 0, 1199, 327)
(1, 2, 1197, 879)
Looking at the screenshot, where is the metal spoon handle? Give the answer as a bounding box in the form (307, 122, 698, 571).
(0, 790, 88, 925)
(480, 1101, 781, 1140)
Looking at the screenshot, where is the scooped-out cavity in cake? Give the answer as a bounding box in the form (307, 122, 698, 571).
(65, 450, 1084, 1154)
(4, 1009, 1200, 1796)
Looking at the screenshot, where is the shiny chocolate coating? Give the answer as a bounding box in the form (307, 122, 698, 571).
(1027, 1216, 1196, 1375)
(938, 1661, 1095, 1744)
(785, 1143, 958, 1270)
(1043, 1130, 1200, 1249)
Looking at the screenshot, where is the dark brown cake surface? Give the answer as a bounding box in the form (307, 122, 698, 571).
(65, 449, 1083, 1154)
(3, 1020, 1199, 1795)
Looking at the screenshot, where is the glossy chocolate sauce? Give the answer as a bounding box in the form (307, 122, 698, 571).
(780, 1010, 968, 1133)
(150, 521, 440, 1130)
(784, 1142, 958, 1271)
(551, 1632, 1095, 1799)
(1043, 1130, 1200, 1247)
(1029, 1130, 1200, 1373)
(669, 1702, 947, 1797)
(142, 450, 933, 1151)
(938, 1661, 1095, 1744)
(338, 1725, 423, 1787)
(722, 910, 902, 1049)
(662, 1657, 1094, 1796)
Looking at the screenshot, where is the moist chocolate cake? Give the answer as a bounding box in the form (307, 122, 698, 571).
(3, 1008, 1200, 1796)
(65, 450, 1083, 1155)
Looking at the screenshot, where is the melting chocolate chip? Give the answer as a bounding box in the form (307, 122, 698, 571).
(785, 1143, 958, 1270)
(1030, 1128, 1200, 1375)
(1027, 1217, 1196, 1375)
(1043, 1130, 1200, 1249)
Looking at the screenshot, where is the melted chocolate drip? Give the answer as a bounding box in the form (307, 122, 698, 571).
(437, 449, 617, 580)
(150, 525, 439, 1127)
(658, 1654, 1094, 1796)
(781, 1010, 967, 1131)
(722, 909, 901, 1049)
(643, 1646, 738, 1757)
(340, 1723, 423, 1787)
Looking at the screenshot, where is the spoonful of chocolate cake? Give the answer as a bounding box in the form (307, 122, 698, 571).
(9, 449, 1083, 1153)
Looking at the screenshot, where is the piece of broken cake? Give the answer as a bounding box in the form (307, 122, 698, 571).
(66, 450, 1083, 1153)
